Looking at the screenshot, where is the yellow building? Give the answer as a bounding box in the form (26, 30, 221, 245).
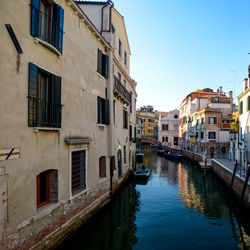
(137, 106, 159, 139)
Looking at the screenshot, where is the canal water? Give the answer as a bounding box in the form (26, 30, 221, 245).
(57, 145, 250, 250)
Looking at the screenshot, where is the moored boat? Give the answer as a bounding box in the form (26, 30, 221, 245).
(157, 149, 165, 156)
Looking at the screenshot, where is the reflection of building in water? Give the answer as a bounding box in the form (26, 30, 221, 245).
(177, 164, 205, 213)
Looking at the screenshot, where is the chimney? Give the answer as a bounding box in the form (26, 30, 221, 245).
(229, 91, 233, 104)
(243, 78, 248, 90)
(219, 86, 222, 93)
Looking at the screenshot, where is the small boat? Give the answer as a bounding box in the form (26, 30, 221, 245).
(164, 152, 184, 160)
(157, 149, 165, 156)
(134, 168, 151, 178)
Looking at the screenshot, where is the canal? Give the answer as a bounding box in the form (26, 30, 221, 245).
(57, 145, 250, 249)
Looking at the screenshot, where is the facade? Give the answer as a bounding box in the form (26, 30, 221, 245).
(136, 113, 145, 138)
(0, 0, 136, 249)
(230, 74, 250, 171)
(159, 110, 179, 147)
(179, 87, 234, 158)
(136, 106, 159, 140)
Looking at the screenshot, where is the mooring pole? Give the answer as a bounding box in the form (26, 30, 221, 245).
(236, 166, 250, 213)
(228, 160, 239, 201)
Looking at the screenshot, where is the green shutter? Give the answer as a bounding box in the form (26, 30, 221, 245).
(97, 49, 102, 74)
(97, 96, 101, 123)
(30, 0, 40, 37)
(53, 75, 62, 127)
(28, 63, 38, 126)
(104, 99, 109, 125)
(103, 54, 109, 78)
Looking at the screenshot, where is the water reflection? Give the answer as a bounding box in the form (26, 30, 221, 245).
(57, 183, 140, 250)
(57, 145, 250, 250)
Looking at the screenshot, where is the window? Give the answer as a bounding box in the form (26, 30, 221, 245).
(247, 96, 250, 111)
(196, 119, 199, 125)
(162, 137, 165, 143)
(123, 146, 126, 164)
(166, 137, 168, 142)
(99, 156, 106, 178)
(196, 132, 198, 138)
(124, 51, 127, 65)
(97, 96, 109, 125)
(209, 117, 217, 124)
(201, 117, 204, 124)
(97, 49, 109, 78)
(208, 132, 216, 139)
(28, 63, 62, 128)
(113, 100, 116, 124)
(119, 39, 122, 56)
(162, 124, 168, 130)
(174, 114, 178, 119)
(30, 0, 64, 53)
(130, 92, 133, 113)
(123, 110, 128, 129)
(174, 137, 178, 145)
(239, 101, 243, 115)
(37, 169, 58, 208)
(71, 150, 86, 196)
(201, 131, 204, 139)
(118, 72, 121, 81)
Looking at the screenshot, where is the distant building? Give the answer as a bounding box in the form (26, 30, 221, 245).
(136, 113, 145, 138)
(179, 87, 234, 158)
(159, 110, 179, 147)
(136, 106, 159, 140)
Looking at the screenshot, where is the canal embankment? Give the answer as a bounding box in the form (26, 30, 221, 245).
(158, 145, 250, 207)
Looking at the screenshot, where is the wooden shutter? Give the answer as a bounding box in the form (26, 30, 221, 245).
(97, 49, 102, 74)
(214, 117, 217, 124)
(102, 54, 109, 78)
(104, 99, 110, 125)
(30, 0, 40, 37)
(58, 6, 64, 53)
(28, 63, 38, 126)
(97, 96, 101, 124)
(53, 75, 62, 127)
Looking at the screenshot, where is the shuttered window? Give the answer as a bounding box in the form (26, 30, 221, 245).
(30, 0, 64, 53)
(97, 96, 109, 125)
(99, 156, 106, 178)
(123, 110, 128, 129)
(239, 101, 243, 115)
(247, 96, 250, 111)
(97, 49, 109, 78)
(28, 62, 62, 128)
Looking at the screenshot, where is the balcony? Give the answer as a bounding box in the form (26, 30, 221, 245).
(113, 76, 131, 104)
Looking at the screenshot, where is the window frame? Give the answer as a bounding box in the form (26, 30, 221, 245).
(208, 131, 216, 139)
(97, 48, 109, 78)
(70, 148, 88, 198)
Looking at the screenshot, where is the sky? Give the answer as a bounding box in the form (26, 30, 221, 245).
(113, 0, 250, 111)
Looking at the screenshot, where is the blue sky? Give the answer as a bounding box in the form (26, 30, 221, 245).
(114, 0, 250, 111)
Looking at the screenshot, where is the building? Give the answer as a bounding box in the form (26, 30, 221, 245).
(230, 73, 250, 171)
(136, 113, 145, 138)
(0, 0, 136, 248)
(179, 87, 234, 158)
(136, 106, 159, 140)
(159, 110, 179, 147)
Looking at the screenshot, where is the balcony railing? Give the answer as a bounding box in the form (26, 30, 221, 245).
(113, 76, 131, 104)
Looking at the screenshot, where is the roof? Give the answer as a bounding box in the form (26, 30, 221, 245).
(74, 0, 109, 5)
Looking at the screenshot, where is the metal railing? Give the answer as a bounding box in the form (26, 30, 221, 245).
(28, 97, 62, 128)
(113, 76, 131, 104)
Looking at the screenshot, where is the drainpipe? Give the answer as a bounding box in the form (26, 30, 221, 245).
(0, 166, 8, 248)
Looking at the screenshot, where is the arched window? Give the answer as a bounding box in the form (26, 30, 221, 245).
(37, 169, 58, 208)
(99, 156, 106, 178)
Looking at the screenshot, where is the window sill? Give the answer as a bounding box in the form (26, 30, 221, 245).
(96, 72, 106, 80)
(97, 123, 105, 127)
(33, 37, 62, 56)
(34, 127, 61, 132)
(70, 188, 90, 200)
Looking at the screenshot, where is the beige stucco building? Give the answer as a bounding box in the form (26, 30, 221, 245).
(0, 0, 136, 248)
